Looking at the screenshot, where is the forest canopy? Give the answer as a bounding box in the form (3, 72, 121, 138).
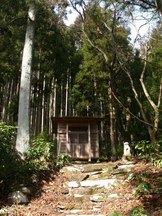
(0, 0, 162, 159)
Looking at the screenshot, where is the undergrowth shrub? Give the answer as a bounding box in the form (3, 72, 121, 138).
(152, 158, 162, 168)
(0, 122, 23, 195)
(135, 140, 160, 161)
(0, 124, 58, 198)
(130, 206, 147, 216)
(135, 140, 162, 167)
(135, 140, 155, 160)
(57, 153, 72, 168)
(26, 132, 56, 170)
(135, 182, 152, 197)
(0, 122, 17, 176)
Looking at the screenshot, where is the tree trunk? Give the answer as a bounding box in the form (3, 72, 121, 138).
(65, 71, 69, 116)
(108, 81, 117, 161)
(139, 46, 162, 143)
(156, 0, 162, 13)
(41, 75, 45, 132)
(16, 4, 36, 158)
(60, 82, 63, 117)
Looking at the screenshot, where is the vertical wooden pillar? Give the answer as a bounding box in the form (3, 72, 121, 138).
(88, 122, 91, 162)
(57, 123, 60, 157)
(66, 122, 70, 154)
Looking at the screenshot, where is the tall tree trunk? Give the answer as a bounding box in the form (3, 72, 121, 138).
(93, 74, 98, 116)
(60, 82, 63, 117)
(35, 50, 43, 135)
(156, 0, 162, 13)
(109, 83, 117, 161)
(2, 83, 10, 122)
(51, 78, 57, 117)
(49, 78, 54, 134)
(139, 46, 162, 142)
(65, 71, 69, 116)
(16, 4, 36, 158)
(41, 75, 46, 132)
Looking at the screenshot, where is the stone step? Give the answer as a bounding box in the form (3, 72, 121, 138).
(66, 215, 104, 216)
(80, 179, 119, 188)
(60, 208, 104, 216)
(66, 178, 120, 189)
(72, 187, 106, 196)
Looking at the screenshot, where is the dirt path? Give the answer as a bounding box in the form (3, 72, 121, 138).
(0, 161, 162, 216)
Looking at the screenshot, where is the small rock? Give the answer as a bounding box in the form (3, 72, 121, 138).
(82, 167, 102, 173)
(66, 214, 104, 216)
(93, 205, 102, 211)
(61, 187, 69, 194)
(112, 170, 127, 175)
(8, 191, 29, 204)
(108, 193, 119, 198)
(69, 173, 89, 182)
(61, 209, 82, 214)
(117, 164, 134, 170)
(73, 194, 84, 198)
(90, 194, 105, 202)
(58, 205, 66, 210)
(127, 173, 135, 181)
(66, 215, 104, 216)
(21, 187, 31, 195)
(67, 181, 80, 188)
(61, 166, 82, 173)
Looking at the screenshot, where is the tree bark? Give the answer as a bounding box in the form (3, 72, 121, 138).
(16, 4, 36, 158)
(108, 79, 117, 161)
(155, 0, 162, 13)
(65, 71, 69, 116)
(139, 45, 161, 142)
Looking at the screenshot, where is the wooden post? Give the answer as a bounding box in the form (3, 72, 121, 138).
(57, 123, 60, 157)
(88, 122, 91, 162)
(66, 123, 70, 154)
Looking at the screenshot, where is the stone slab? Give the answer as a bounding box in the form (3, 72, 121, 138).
(67, 181, 80, 188)
(80, 179, 119, 188)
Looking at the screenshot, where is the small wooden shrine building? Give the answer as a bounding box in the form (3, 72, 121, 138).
(51, 116, 102, 161)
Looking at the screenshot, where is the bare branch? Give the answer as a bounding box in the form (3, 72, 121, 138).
(157, 80, 162, 108)
(155, 0, 162, 13)
(140, 44, 158, 112)
(81, 23, 109, 63)
(112, 91, 154, 128)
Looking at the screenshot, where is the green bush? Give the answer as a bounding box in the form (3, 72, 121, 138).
(0, 123, 17, 178)
(26, 133, 56, 170)
(0, 122, 16, 145)
(135, 140, 156, 160)
(0, 124, 58, 197)
(135, 182, 152, 197)
(57, 153, 72, 168)
(152, 158, 162, 168)
(0, 122, 23, 195)
(135, 140, 162, 167)
(130, 206, 147, 216)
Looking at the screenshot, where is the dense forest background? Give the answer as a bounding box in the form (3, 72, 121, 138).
(0, 0, 162, 159)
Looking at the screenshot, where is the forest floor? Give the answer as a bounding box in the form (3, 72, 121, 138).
(0, 160, 162, 216)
